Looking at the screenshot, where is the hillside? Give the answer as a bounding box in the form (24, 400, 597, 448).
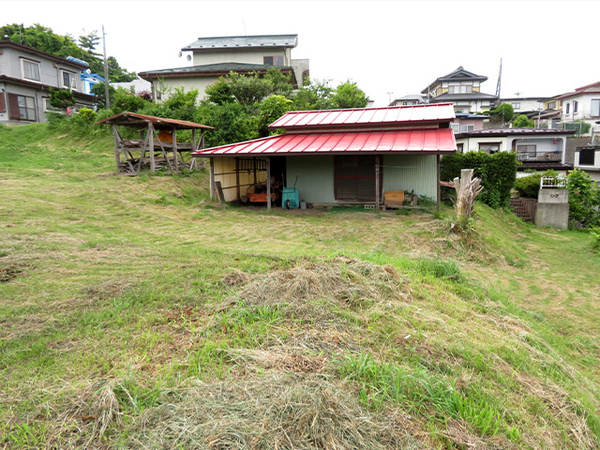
(1, 123, 599, 449)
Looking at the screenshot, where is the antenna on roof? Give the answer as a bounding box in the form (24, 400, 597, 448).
(495, 58, 502, 99)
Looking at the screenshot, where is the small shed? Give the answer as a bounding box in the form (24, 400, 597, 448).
(96, 112, 214, 175)
(191, 104, 457, 210)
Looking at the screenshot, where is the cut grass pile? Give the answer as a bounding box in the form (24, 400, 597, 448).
(1, 123, 600, 449)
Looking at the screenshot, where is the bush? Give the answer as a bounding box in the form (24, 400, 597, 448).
(567, 169, 600, 228)
(514, 170, 559, 199)
(441, 151, 518, 208)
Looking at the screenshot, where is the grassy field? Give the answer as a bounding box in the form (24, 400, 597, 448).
(1, 123, 599, 449)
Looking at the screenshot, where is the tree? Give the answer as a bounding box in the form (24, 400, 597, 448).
(486, 103, 514, 125)
(49, 88, 75, 110)
(256, 95, 294, 137)
(512, 114, 535, 128)
(293, 79, 335, 110)
(331, 80, 369, 109)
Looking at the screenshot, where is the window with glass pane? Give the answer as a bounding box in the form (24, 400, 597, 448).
(62, 71, 76, 89)
(17, 95, 35, 120)
(591, 99, 600, 117)
(22, 59, 40, 81)
(263, 56, 284, 66)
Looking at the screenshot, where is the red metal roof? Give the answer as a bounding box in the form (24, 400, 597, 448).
(269, 103, 456, 130)
(192, 129, 456, 156)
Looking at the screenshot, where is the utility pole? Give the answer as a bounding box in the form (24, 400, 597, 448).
(102, 25, 110, 109)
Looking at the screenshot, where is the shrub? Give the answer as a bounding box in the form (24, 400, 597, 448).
(514, 170, 559, 199)
(567, 169, 600, 228)
(441, 151, 518, 208)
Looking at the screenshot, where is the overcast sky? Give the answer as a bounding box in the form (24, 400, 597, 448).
(4, 0, 599, 106)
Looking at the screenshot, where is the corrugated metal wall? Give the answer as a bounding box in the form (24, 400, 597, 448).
(382, 154, 437, 201)
(286, 155, 335, 203)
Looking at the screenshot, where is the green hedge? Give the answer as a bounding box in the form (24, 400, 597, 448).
(441, 152, 518, 208)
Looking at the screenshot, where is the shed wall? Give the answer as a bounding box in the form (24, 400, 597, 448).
(286, 155, 335, 203)
(382, 154, 438, 200)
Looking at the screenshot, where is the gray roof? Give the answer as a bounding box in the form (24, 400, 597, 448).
(455, 128, 576, 138)
(183, 34, 298, 51)
(139, 62, 292, 79)
(431, 92, 499, 101)
(422, 66, 488, 94)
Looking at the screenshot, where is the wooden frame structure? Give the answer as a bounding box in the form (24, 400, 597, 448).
(96, 112, 214, 176)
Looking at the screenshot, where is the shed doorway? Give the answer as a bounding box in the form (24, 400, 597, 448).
(334, 155, 381, 202)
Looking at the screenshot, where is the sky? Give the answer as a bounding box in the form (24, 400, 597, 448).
(3, 0, 599, 107)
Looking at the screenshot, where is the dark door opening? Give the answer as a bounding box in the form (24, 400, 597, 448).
(334, 155, 381, 202)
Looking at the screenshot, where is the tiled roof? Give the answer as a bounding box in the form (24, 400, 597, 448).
(455, 128, 576, 138)
(139, 63, 292, 79)
(183, 34, 298, 51)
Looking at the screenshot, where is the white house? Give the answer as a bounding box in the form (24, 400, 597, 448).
(555, 81, 600, 136)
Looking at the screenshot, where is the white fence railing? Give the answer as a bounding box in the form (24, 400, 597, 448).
(540, 176, 567, 189)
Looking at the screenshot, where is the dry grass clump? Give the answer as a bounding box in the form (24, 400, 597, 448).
(220, 257, 405, 322)
(127, 374, 427, 449)
(45, 380, 121, 448)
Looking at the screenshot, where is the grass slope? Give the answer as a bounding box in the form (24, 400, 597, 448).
(1, 123, 599, 449)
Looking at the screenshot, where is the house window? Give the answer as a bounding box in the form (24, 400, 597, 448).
(263, 56, 284, 66)
(448, 85, 473, 94)
(450, 123, 460, 133)
(511, 103, 521, 109)
(573, 100, 578, 113)
(8, 93, 36, 121)
(548, 101, 556, 109)
(479, 142, 501, 154)
(579, 148, 595, 165)
(61, 70, 77, 90)
(0, 92, 5, 113)
(591, 99, 600, 117)
(21, 59, 41, 82)
(460, 124, 474, 133)
(334, 155, 381, 202)
(565, 103, 570, 115)
(457, 143, 464, 153)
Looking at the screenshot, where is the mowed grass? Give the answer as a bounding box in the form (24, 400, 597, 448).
(1, 123, 600, 449)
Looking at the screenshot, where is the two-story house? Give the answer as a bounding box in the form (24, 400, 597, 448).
(139, 34, 310, 102)
(555, 81, 600, 136)
(420, 66, 498, 114)
(0, 42, 95, 125)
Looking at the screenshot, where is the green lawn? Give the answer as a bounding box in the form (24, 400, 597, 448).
(1, 123, 599, 449)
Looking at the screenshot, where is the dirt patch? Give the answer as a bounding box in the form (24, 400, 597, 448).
(0, 263, 29, 282)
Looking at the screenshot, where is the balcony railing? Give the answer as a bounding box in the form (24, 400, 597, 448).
(516, 151, 562, 162)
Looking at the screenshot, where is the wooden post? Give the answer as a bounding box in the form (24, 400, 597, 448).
(210, 158, 215, 199)
(172, 127, 178, 169)
(112, 124, 121, 172)
(436, 154, 441, 212)
(148, 123, 155, 173)
(267, 157, 271, 210)
(375, 156, 380, 211)
(235, 157, 241, 201)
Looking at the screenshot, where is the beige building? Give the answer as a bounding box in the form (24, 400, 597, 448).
(139, 34, 309, 102)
